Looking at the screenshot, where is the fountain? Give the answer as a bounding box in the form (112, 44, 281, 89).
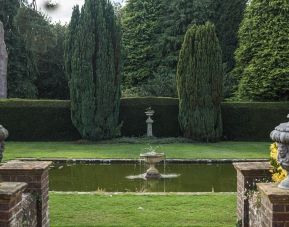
(126, 147, 179, 181)
(140, 151, 165, 179)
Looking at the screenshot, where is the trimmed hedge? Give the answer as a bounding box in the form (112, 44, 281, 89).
(0, 98, 288, 141)
(0, 99, 80, 141)
(222, 102, 289, 141)
(120, 97, 180, 137)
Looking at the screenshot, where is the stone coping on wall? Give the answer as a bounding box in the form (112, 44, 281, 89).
(0, 182, 27, 198)
(50, 191, 236, 196)
(257, 183, 289, 203)
(233, 161, 272, 174)
(0, 160, 52, 172)
(18, 158, 269, 164)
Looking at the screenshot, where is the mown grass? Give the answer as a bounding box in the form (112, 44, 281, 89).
(4, 141, 270, 160)
(50, 193, 236, 227)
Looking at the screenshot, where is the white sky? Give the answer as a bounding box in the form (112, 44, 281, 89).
(30, 0, 123, 24)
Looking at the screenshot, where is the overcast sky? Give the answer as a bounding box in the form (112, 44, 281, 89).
(30, 0, 124, 24)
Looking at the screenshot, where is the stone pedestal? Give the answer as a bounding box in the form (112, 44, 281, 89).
(146, 118, 154, 137)
(254, 183, 289, 227)
(233, 162, 272, 227)
(0, 182, 27, 226)
(0, 161, 52, 227)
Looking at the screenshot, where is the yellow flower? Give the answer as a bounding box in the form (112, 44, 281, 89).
(270, 143, 278, 160)
(270, 143, 287, 182)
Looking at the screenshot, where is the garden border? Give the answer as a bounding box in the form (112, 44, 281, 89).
(18, 158, 269, 164)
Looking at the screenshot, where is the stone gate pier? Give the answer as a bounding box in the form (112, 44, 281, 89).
(0, 160, 51, 227)
(234, 162, 289, 227)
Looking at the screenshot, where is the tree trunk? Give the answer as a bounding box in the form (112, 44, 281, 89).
(0, 21, 7, 98)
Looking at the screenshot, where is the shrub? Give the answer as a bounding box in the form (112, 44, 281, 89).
(177, 22, 223, 142)
(65, 1, 122, 140)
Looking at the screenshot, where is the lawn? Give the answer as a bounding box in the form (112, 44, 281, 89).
(50, 193, 236, 227)
(4, 141, 270, 160)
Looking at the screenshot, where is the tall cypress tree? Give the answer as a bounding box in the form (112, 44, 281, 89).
(66, 0, 122, 140)
(177, 22, 223, 142)
(233, 0, 289, 101)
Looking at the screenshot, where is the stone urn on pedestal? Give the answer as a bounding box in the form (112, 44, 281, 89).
(0, 125, 8, 162)
(270, 114, 289, 189)
(140, 151, 165, 179)
(145, 108, 155, 137)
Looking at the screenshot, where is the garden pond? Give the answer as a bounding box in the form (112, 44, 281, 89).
(49, 163, 236, 192)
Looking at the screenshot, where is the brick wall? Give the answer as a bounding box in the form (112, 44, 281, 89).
(251, 183, 289, 227)
(0, 161, 51, 227)
(22, 193, 37, 227)
(0, 182, 27, 226)
(233, 162, 271, 227)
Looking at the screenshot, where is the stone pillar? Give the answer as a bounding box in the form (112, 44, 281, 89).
(146, 117, 153, 137)
(0, 161, 52, 227)
(253, 183, 289, 227)
(233, 162, 272, 227)
(0, 21, 8, 98)
(0, 182, 27, 226)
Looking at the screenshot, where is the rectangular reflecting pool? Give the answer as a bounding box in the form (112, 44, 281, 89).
(49, 163, 236, 192)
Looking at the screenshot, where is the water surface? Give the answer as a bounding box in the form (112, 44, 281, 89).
(49, 163, 236, 192)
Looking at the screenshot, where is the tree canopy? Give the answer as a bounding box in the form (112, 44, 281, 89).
(234, 0, 289, 101)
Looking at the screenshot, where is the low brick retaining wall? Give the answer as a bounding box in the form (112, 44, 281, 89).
(0, 161, 51, 227)
(234, 162, 272, 227)
(234, 162, 289, 227)
(22, 193, 37, 227)
(249, 183, 289, 227)
(0, 182, 27, 226)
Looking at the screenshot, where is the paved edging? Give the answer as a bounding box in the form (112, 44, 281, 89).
(50, 191, 236, 196)
(18, 158, 269, 164)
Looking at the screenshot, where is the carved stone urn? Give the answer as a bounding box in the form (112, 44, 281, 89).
(0, 125, 8, 162)
(140, 152, 165, 179)
(270, 115, 289, 189)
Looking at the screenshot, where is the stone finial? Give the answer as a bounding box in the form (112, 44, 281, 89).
(0, 21, 8, 98)
(270, 115, 289, 189)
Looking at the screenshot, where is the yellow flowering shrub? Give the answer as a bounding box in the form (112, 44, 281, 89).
(270, 143, 287, 182)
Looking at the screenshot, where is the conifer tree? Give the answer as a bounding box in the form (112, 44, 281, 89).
(177, 22, 223, 142)
(213, 0, 247, 98)
(66, 0, 122, 140)
(121, 0, 161, 87)
(156, 0, 215, 81)
(0, 0, 38, 98)
(234, 0, 289, 101)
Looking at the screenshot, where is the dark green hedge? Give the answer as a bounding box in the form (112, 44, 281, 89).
(222, 102, 289, 141)
(0, 99, 80, 141)
(0, 98, 288, 141)
(120, 97, 180, 137)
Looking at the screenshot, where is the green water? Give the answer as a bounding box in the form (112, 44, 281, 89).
(49, 163, 236, 192)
